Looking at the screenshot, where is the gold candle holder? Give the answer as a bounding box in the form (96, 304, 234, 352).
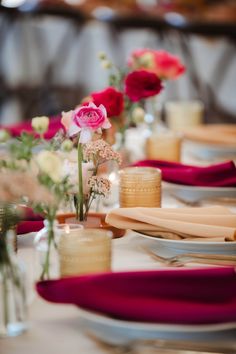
(119, 167, 161, 208)
(165, 100, 204, 132)
(58, 229, 112, 277)
(146, 132, 182, 162)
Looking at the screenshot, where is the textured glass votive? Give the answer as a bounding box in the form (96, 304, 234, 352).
(146, 132, 182, 162)
(58, 229, 112, 277)
(119, 167, 161, 208)
(165, 100, 204, 131)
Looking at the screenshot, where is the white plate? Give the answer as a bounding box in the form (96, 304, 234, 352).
(163, 182, 236, 203)
(137, 232, 236, 254)
(77, 308, 236, 346)
(185, 140, 236, 160)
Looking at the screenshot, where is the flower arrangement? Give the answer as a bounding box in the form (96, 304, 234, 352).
(0, 101, 120, 278)
(0, 140, 72, 280)
(84, 48, 185, 144)
(0, 171, 56, 332)
(61, 102, 121, 221)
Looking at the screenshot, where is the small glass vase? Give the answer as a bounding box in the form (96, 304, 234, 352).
(0, 231, 27, 338)
(34, 220, 59, 281)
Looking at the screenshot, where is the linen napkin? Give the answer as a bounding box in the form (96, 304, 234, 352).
(183, 124, 236, 146)
(106, 206, 236, 241)
(16, 207, 44, 235)
(2, 116, 63, 140)
(132, 160, 236, 187)
(36, 267, 236, 324)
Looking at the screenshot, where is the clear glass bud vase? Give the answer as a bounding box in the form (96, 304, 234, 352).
(0, 231, 27, 337)
(34, 220, 59, 281)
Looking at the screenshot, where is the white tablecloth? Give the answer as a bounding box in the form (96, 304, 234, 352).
(2, 192, 236, 354)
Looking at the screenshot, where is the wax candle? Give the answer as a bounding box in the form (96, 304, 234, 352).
(146, 132, 182, 162)
(58, 229, 112, 277)
(165, 100, 204, 131)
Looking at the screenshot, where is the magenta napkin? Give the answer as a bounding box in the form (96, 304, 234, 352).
(2, 116, 63, 140)
(36, 267, 236, 324)
(17, 207, 44, 235)
(132, 160, 236, 187)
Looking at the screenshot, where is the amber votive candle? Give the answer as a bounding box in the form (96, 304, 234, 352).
(146, 132, 182, 162)
(58, 229, 112, 277)
(119, 167, 161, 208)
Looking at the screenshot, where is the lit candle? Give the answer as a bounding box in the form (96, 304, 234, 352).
(103, 171, 119, 207)
(58, 229, 112, 277)
(56, 223, 84, 239)
(165, 100, 204, 132)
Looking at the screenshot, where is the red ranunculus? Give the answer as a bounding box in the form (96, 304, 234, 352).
(91, 87, 124, 117)
(125, 70, 163, 102)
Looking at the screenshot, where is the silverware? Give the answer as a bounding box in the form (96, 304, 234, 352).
(142, 247, 236, 267)
(171, 194, 236, 207)
(93, 335, 236, 354)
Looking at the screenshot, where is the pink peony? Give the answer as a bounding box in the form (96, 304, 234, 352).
(128, 49, 156, 72)
(128, 49, 185, 80)
(154, 51, 185, 80)
(125, 70, 163, 102)
(61, 102, 111, 144)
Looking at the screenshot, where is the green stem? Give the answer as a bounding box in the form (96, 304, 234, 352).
(85, 193, 95, 217)
(78, 143, 84, 221)
(2, 266, 9, 329)
(40, 219, 54, 281)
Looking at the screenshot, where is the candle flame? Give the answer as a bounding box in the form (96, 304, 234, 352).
(64, 224, 70, 235)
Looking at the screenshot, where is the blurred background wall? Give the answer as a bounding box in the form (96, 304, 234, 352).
(0, 0, 236, 125)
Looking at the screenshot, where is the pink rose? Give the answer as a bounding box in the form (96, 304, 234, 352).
(154, 51, 185, 80)
(128, 49, 185, 80)
(128, 49, 156, 72)
(125, 70, 163, 102)
(61, 102, 111, 144)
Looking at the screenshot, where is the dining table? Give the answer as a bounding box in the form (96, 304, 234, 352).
(2, 191, 236, 354)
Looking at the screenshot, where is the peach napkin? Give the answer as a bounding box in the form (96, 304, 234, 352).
(183, 124, 236, 146)
(106, 206, 236, 242)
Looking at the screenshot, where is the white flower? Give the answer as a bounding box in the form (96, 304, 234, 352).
(98, 51, 107, 60)
(88, 176, 111, 197)
(101, 60, 112, 69)
(36, 151, 62, 183)
(0, 129, 11, 143)
(61, 139, 73, 152)
(31, 116, 49, 135)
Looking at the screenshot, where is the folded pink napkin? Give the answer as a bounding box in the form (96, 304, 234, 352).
(2, 116, 63, 140)
(36, 267, 236, 324)
(132, 160, 236, 187)
(17, 207, 44, 234)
